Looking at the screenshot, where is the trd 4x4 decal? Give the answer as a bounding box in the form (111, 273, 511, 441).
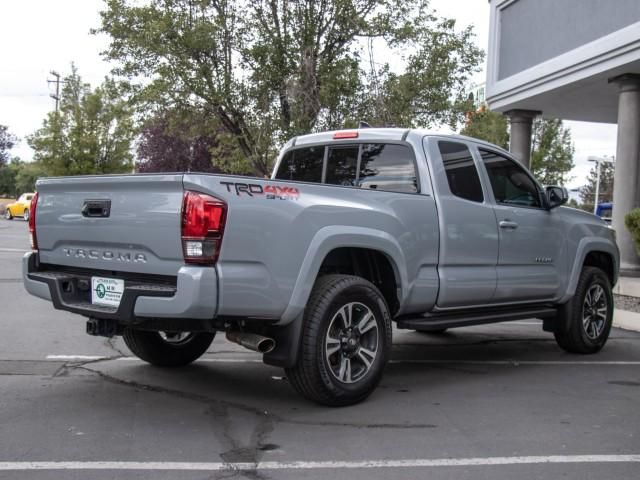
(220, 181, 300, 200)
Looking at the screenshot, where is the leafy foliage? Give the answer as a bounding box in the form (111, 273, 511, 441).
(96, 0, 483, 175)
(28, 65, 135, 177)
(0, 125, 17, 167)
(530, 118, 574, 186)
(580, 160, 614, 213)
(625, 209, 640, 256)
(137, 109, 234, 173)
(460, 106, 509, 149)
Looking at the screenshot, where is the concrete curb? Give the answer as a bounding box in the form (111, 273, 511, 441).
(614, 308, 640, 333)
(614, 277, 640, 297)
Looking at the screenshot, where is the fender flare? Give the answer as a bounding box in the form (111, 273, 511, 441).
(277, 225, 408, 325)
(557, 236, 619, 304)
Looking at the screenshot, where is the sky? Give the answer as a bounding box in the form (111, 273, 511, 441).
(0, 0, 618, 189)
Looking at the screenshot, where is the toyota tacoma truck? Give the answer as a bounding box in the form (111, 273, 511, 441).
(23, 128, 619, 406)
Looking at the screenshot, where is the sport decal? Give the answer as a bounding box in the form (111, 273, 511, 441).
(220, 181, 300, 200)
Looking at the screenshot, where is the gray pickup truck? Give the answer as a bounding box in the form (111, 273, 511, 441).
(23, 128, 619, 405)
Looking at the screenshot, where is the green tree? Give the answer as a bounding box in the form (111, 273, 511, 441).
(96, 0, 483, 175)
(28, 66, 135, 176)
(0, 125, 17, 167)
(580, 160, 614, 213)
(567, 198, 580, 209)
(0, 161, 18, 196)
(460, 106, 509, 149)
(530, 118, 574, 186)
(14, 162, 47, 194)
(0, 125, 18, 196)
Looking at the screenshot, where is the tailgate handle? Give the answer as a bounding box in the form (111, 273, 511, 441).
(82, 199, 111, 218)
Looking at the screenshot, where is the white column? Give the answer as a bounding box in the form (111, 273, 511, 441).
(610, 74, 640, 273)
(506, 109, 540, 169)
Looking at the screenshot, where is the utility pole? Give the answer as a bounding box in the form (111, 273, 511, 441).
(47, 70, 62, 112)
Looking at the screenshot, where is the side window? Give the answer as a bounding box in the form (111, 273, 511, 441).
(275, 146, 324, 183)
(438, 141, 484, 203)
(358, 144, 417, 193)
(480, 149, 541, 208)
(325, 146, 359, 186)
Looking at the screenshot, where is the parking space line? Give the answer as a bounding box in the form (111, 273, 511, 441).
(388, 359, 640, 365)
(1, 455, 639, 471)
(0, 247, 27, 253)
(46, 355, 113, 361)
(45, 355, 640, 365)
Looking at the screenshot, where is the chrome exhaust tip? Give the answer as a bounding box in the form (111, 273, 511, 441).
(226, 330, 276, 354)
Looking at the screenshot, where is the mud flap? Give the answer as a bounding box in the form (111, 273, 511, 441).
(262, 316, 304, 368)
(543, 302, 571, 333)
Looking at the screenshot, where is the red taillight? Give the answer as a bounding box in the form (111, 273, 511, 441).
(181, 191, 227, 265)
(28, 192, 38, 251)
(333, 131, 359, 139)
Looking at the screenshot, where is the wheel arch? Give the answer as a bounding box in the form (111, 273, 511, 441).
(559, 237, 619, 304)
(278, 226, 408, 325)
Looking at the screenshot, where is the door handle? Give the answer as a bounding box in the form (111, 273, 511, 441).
(499, 220, 518, 229)
(82, 199, 111, 218)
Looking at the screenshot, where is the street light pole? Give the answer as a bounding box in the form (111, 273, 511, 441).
(593, 161, 601, 215)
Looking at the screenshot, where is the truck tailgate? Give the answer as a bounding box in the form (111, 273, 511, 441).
(35, 174, 185, 276)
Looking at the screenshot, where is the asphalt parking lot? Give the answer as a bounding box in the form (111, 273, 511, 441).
(1, 218, 639, 479)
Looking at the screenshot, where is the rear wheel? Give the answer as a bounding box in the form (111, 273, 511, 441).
(122, 329, 215, 367)
(554, 266, 613, 354)
(286, 275, 392, 406)
(4, 209, 12, 220)
(22, 209, 29, 221)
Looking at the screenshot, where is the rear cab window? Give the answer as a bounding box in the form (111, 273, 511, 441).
(276, 146, 324, 183)
(275, 142, 418, 194)
(437, 141, 484, 203)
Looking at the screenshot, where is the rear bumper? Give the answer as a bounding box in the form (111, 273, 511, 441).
(22, 252, 218, 322)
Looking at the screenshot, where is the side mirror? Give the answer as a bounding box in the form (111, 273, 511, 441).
(545, 186, 569, 209)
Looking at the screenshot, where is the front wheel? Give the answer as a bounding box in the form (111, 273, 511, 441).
(286, 275, 392, 406)
(4, 209, 13, 220)
(123, 329, 215, 367)
(554, 266, 613, 354)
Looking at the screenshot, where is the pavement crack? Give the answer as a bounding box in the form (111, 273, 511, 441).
(74, 364, 274, 479)
(104, 337, 128, 357)
(54, 355, 124, 377)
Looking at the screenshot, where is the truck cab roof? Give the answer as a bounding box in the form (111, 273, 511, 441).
(287, 127, 512, 157)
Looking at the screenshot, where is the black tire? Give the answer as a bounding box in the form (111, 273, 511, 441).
(4, 209, 12, 220)
(23, 209, 29, 221)
(122, 329, 215, 367)
(415, 328, 448, 335)
(554, 266, 613, 354)
(285, 274, 392, 406)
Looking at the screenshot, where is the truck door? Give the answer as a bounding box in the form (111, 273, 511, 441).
(477, 148, 565, 302)
(425, 138, 499, 308)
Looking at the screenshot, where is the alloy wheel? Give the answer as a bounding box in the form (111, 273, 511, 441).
(324, 302, 379, 384)
(582, 284, 608, 340)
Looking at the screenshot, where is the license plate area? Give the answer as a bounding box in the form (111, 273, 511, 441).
(91, 276, 125, 307)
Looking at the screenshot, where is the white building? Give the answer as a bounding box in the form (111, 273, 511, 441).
(486, 0, 640, 273)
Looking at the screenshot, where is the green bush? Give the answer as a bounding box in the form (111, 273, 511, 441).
(625, 208, 640, 256)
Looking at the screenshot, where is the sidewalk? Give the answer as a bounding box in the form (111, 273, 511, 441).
(614, 276, 640, 297)
(614, 309, 640, 333)
(614, 276, 640, 332)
